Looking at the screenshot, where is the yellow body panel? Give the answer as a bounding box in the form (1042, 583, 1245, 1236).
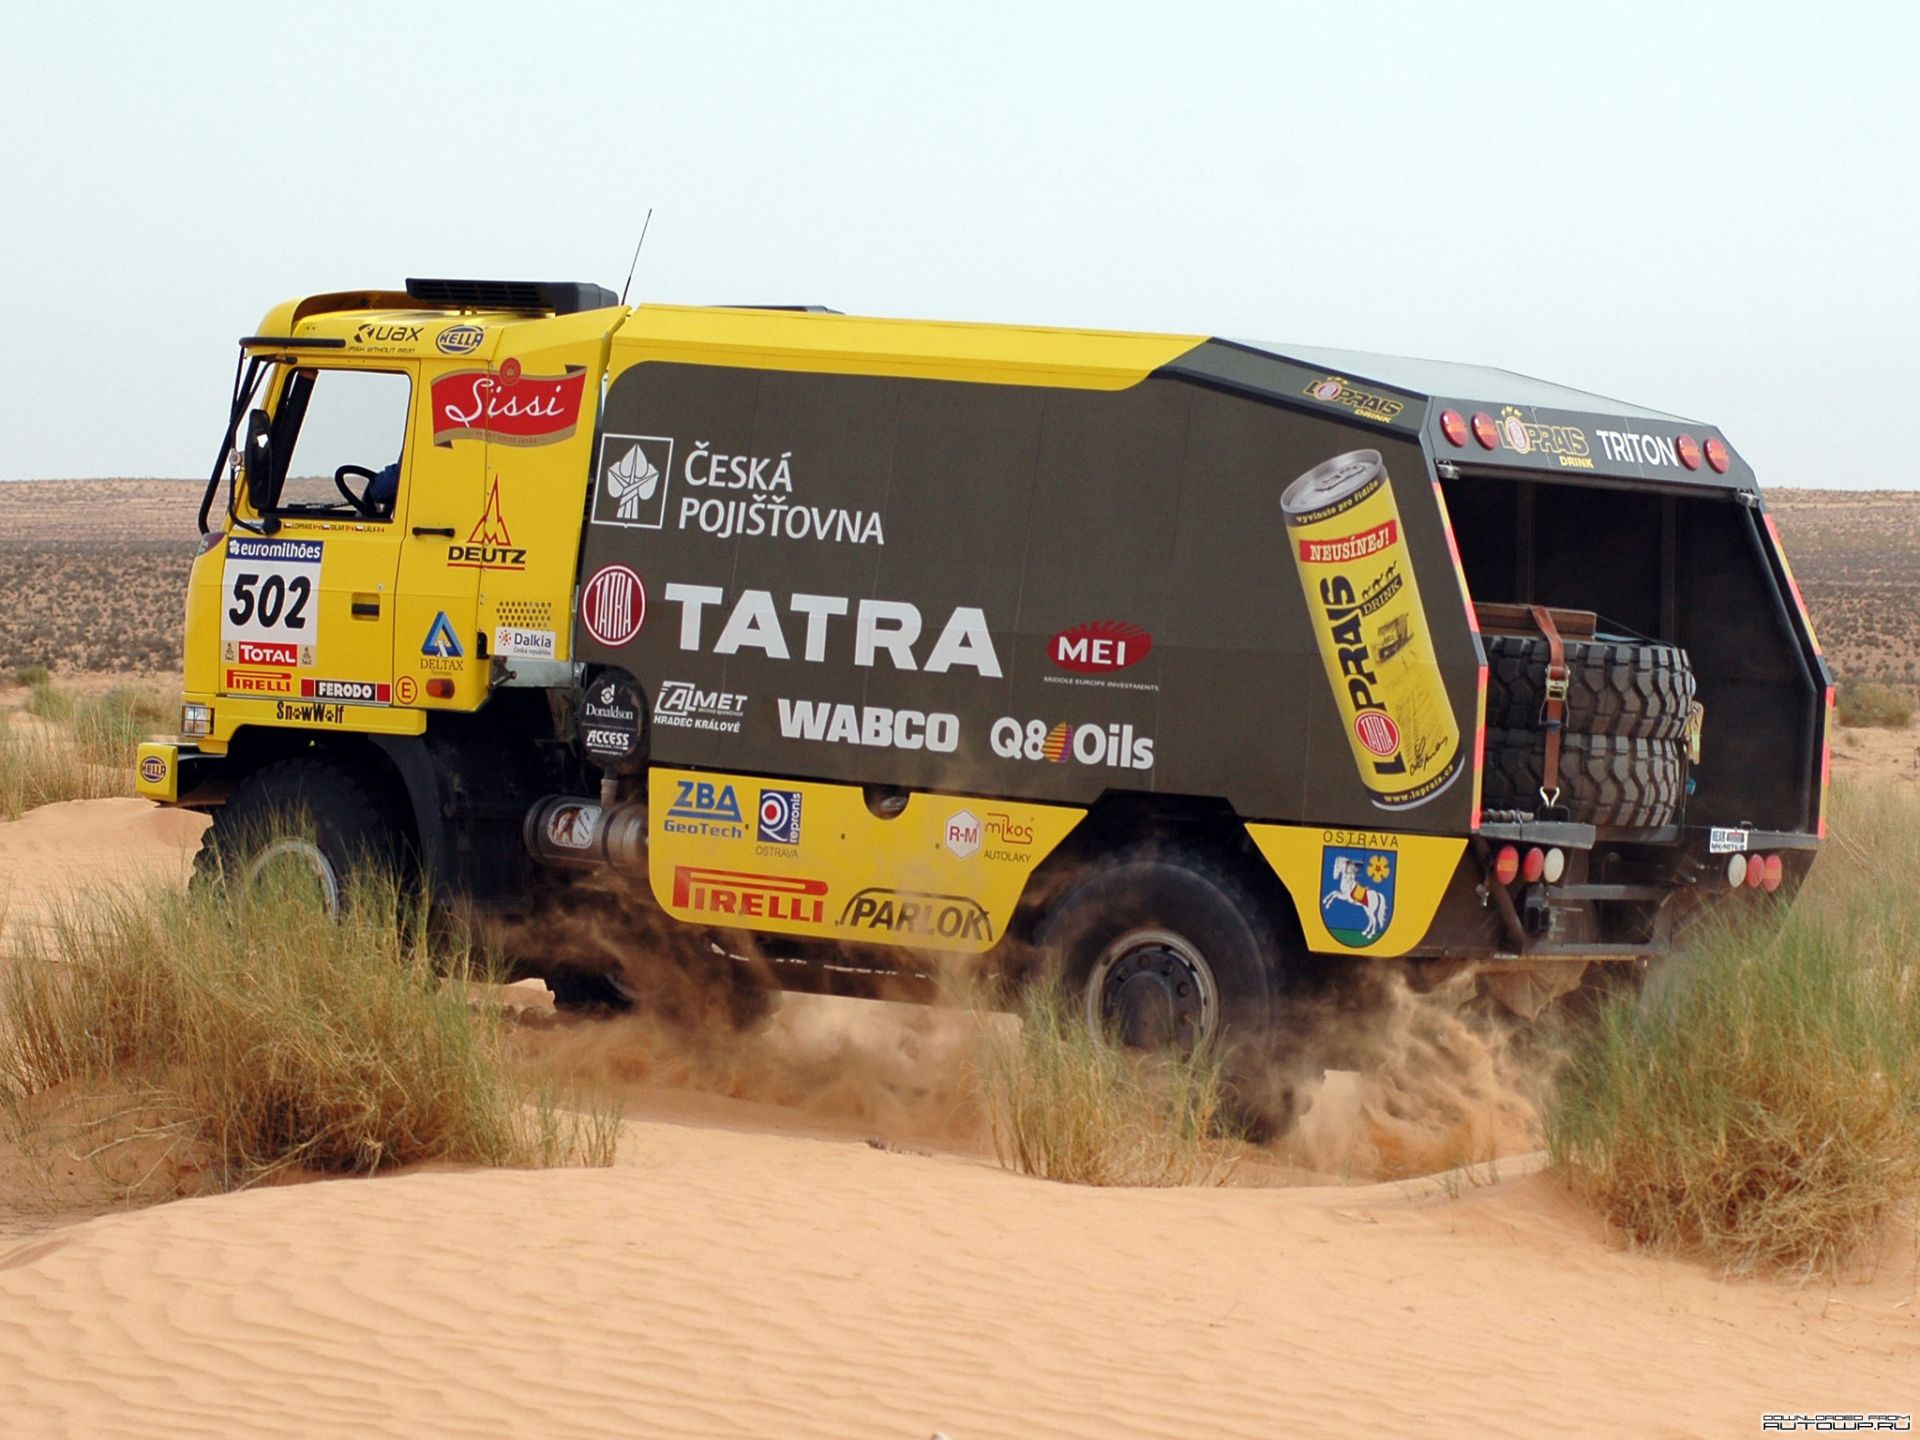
(611, 304, 1203, 390)
(1245, 823, 1467, 958)
(646, 768, 1083, 954)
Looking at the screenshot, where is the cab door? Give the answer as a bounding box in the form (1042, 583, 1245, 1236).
(222, 364, 417, 712)
(393, 354, 488, 708)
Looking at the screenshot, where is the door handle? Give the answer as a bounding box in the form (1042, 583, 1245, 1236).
(411, 526, 456, 538)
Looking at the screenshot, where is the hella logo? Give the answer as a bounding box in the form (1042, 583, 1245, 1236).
(1049, 620, 1152, 674)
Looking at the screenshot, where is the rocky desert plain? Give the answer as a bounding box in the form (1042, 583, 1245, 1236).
(0, 478, 1914, 1438)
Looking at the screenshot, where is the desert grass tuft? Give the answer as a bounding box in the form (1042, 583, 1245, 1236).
(975, 984, 1240, 1187)
(1836, 679, 1913, 729)
(1547, 781, 1920, 1276)
(0, 854, 619, 1195)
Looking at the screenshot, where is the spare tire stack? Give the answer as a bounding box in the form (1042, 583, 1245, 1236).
(1479, 634, 1696, 827)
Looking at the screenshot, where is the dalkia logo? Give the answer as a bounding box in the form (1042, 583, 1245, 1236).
(594, 435, 673, 530)
(430, 359, 588, 447)
(446, 477, 528, 570)
(672, 867, 828, 923)
(1049, 620, 1152, 674)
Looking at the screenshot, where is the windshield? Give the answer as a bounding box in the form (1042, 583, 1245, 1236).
(264, 367, 413, 518)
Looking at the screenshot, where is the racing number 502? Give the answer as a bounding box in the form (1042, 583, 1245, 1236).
(227, 573, 313, 630)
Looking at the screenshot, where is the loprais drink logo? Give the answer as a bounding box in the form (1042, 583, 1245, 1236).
(664, 779, 745, 839)
(1320, 845, 1396, 948)
(594, 435, 673, 530)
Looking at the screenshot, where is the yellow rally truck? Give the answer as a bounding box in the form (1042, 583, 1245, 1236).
(141, 278, 1829, 1110)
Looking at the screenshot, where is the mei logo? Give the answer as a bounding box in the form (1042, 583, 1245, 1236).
(1049, 620, 1152, 674)
(664, 780, 745, 838)
(593, 435, 673, 530)
(671, 866, 828, 923)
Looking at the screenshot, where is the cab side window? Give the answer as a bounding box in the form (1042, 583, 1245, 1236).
(266, 368, 412, 521)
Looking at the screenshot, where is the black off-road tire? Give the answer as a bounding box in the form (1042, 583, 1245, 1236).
(1482, 728, 1687, 828)
(546, 953, 776, 1032)
(193, 758, 407, 910)
(1037, 846, 1308, 1136)
(1485, 635, 1696, 740)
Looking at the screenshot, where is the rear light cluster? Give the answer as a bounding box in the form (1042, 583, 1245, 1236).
(1491, 844, 1564, 886)
(1437, 411, 1732, 474)
(1727, 852, 1785, 892)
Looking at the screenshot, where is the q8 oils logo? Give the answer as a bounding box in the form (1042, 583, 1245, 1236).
(1320, 845, 1396, 948)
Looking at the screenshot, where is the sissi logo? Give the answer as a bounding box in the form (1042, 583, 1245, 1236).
(429, 360, 587, 447)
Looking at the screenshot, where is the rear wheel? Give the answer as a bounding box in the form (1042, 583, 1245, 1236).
(1037, 846, 1305, 1134)
(1481, 729, 1687, 827)
(193, 758, 406, 911)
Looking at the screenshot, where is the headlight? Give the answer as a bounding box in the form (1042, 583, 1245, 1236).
(181, 703, 214, 737)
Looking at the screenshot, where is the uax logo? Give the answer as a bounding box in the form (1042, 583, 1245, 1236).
(671, 867, 828, 923)
(1049, 620, 1152, 674)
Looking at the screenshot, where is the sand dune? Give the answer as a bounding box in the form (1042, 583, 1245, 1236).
(0, 797, 1915, 1438)
(0, 1123, 1913, 1440)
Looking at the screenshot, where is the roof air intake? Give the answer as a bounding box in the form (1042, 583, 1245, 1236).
(404, 278, 620, 315)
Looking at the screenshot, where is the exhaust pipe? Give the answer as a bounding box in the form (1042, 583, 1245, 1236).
(524, 794, 648, 870)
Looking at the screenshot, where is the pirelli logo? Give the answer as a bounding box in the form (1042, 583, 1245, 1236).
(1298, 519, 1398, 564)
(670, 866, 828, 923)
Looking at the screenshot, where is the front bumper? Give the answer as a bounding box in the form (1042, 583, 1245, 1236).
(134, 741, 224, 806)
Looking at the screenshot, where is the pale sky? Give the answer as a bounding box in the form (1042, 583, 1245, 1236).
(2, 0, 1915, 488)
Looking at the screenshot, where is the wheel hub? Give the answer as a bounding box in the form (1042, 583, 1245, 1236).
(1087, 929, 1218, 1053)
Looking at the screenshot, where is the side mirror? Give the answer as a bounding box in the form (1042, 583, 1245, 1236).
(242, 409, 274, 513)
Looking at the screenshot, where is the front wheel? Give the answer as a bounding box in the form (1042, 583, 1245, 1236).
(193, 758, 406, 912)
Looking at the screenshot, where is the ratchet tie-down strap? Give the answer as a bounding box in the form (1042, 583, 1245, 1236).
(1530, 605, 1569, 809)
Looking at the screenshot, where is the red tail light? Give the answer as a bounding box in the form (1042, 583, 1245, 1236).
(1762, 854, 1784, 892)
(1521, 847, 1545, 883)
(1675, 434, 1702, 470)
(1471, 412, 1500, 450)
(1745, 854, 1767, 888)
(1703, 436, 1730, 473)
(1493, 845, 1520, 885)
(1440, 410, 1468, 447)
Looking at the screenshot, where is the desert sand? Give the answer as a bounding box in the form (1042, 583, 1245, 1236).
(0, 795, 1914, 1438)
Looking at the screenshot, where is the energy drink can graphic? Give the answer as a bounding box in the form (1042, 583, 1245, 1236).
(1282, 449, 1462, 810)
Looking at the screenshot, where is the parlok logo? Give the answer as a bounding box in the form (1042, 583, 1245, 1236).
(837, 887, 992, 942)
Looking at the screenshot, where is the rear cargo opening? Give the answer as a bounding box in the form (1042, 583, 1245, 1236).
(1439, 471, 1825, 838)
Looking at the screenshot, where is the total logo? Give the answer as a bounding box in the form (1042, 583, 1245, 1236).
(990, 717, 1154, 770)
(664, 779, 746, 839)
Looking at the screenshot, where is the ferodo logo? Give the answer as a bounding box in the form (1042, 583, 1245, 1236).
(1297, 519, 1398, 565)
(671, 866, 827, 923)
(1050, 620, 1151, 674)
(300, 679, 391, 704)
(838, 887, 992, 942)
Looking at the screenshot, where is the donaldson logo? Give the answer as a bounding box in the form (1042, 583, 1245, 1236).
(593, 435, 673, 530)
(672, 866, 827, 923)
(838, 888, 992, 942)
(665, 779, 745, 838)
(436, 324, 484, 356)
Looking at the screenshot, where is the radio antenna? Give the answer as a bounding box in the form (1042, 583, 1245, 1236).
(619, 208, 653, 307)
